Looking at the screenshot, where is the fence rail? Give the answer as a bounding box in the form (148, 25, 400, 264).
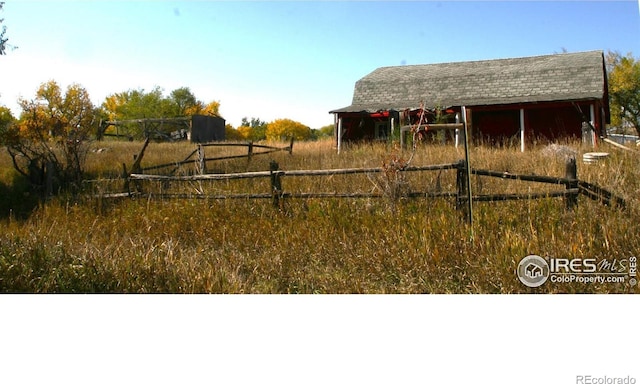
(96, 157, 626, 214)
(131, 139, 295, 174)
(128, 162, 460, 181)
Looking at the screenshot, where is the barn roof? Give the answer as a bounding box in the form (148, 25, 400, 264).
(330, 50, 607, 113)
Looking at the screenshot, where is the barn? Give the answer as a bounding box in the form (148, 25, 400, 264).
(329, 50, 610, 151)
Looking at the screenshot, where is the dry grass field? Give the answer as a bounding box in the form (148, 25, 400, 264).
(1, 138, 638, 293)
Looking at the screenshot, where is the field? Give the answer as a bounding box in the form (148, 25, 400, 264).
(1, 138, 639, 293)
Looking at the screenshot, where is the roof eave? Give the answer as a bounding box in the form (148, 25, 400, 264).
(330, 94, 604, 114)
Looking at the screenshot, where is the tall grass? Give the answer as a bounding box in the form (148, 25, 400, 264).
(1, 138, 638, 293)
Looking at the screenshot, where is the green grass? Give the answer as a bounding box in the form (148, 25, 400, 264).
(1, 138, 639, 293)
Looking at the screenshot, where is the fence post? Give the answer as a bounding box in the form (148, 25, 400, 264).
(270, 160, 283, 209)
(455, 159, 468, 219)
(248, 141, 254, 160)
(565, 157, 578, 210)
(288, 137, 294, 154)
(197, 144, 206, 175)
(122, 163, 130, 194)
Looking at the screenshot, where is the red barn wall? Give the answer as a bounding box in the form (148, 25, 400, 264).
(336, 101, 604, 146)
(469, 101, 599, 145)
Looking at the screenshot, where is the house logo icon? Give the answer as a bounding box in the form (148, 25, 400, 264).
(517, 255, 550, 287)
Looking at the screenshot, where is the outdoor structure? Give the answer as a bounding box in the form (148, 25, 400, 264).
(190, 115, 226, 143)
(330, 50, 610, 151)
(98, 114, 226, 143)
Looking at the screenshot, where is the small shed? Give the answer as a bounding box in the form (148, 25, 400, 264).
(190, 114, 226, 143)
(330, 50, 610, 151)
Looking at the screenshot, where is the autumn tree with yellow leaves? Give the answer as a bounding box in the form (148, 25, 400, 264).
(0, 81, 97, 192)
(169, 87, 220, 117)
(265, 118, 311, 141)
(606, 51, 640, 137)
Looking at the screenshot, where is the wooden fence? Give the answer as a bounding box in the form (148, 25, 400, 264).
(101, 156, 625, 218)
(122, 138, 294, 175)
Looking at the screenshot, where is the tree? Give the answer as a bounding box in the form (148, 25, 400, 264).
(0, 81, 97, 192)
(199, 100, 221, 117)
(169, 87, 198, 116)
(240, 117, 267, 141)
(265, 118, 311, 141)
(104, 86, 214, 121)
(236, 125, 252, 140)
(606, 51, 640, 136)
(0, 2, 15, 55)
(102, 87, 172, 121)
(310, 124, 334, 140)
(168, 87, 222, 117)
(0, 104, 15, 146)
(0, 105, 14, 129)
(225, 124, 244, 141)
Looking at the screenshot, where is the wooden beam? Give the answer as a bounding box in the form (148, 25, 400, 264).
(472, 168, 574, 185)
(337, 117, 343, 154)
(462, 106, 473, 229)
(131, 138, 150, 173)
(602, 137, 640, 153)
(470, 189, 579, 202)
(399, 123, 464, 131)
(520, 108, 525, 152)
(578, 180, 626, 209)
(129, 162, 461, 181)
(590, 103, 596, 148)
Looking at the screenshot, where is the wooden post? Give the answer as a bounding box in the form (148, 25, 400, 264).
(97, 119, 104, 141)
(122, 163, 130, 194)
(456, 159, 468, 216)
(337, 117, 343, 154)
(270, 160, 283, 209)
(565, 157, 578, 210)
(520, 108, 525, 152)
(247, 141, 254, 159)
(455, 113, 460, 148)
(590, 103, 596, 148)
(390, 117, 394, 141)
(288, 137, 294, 154)
(461, 106, 473, 229)
(197, 144, 206, 175)
(131, 138, 150, 174)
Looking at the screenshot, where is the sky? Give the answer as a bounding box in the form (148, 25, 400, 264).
(0, 0, 639, 129)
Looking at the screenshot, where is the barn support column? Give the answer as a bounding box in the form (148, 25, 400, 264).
(600, 106, 606, 137)
(590, 103, 596, 148)
(390, 117, 394, 140)
(333, 113, 338, 145)
(337, 117, 343, 154)
(455, 113, 460, 148)
(461, 105, 473, 231)
(520, 108, 525, 152)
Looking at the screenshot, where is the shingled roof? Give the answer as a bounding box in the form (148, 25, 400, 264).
(330, 50, 607, 113)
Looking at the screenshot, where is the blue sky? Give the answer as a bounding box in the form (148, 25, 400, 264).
(1, 0, 639, 129)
